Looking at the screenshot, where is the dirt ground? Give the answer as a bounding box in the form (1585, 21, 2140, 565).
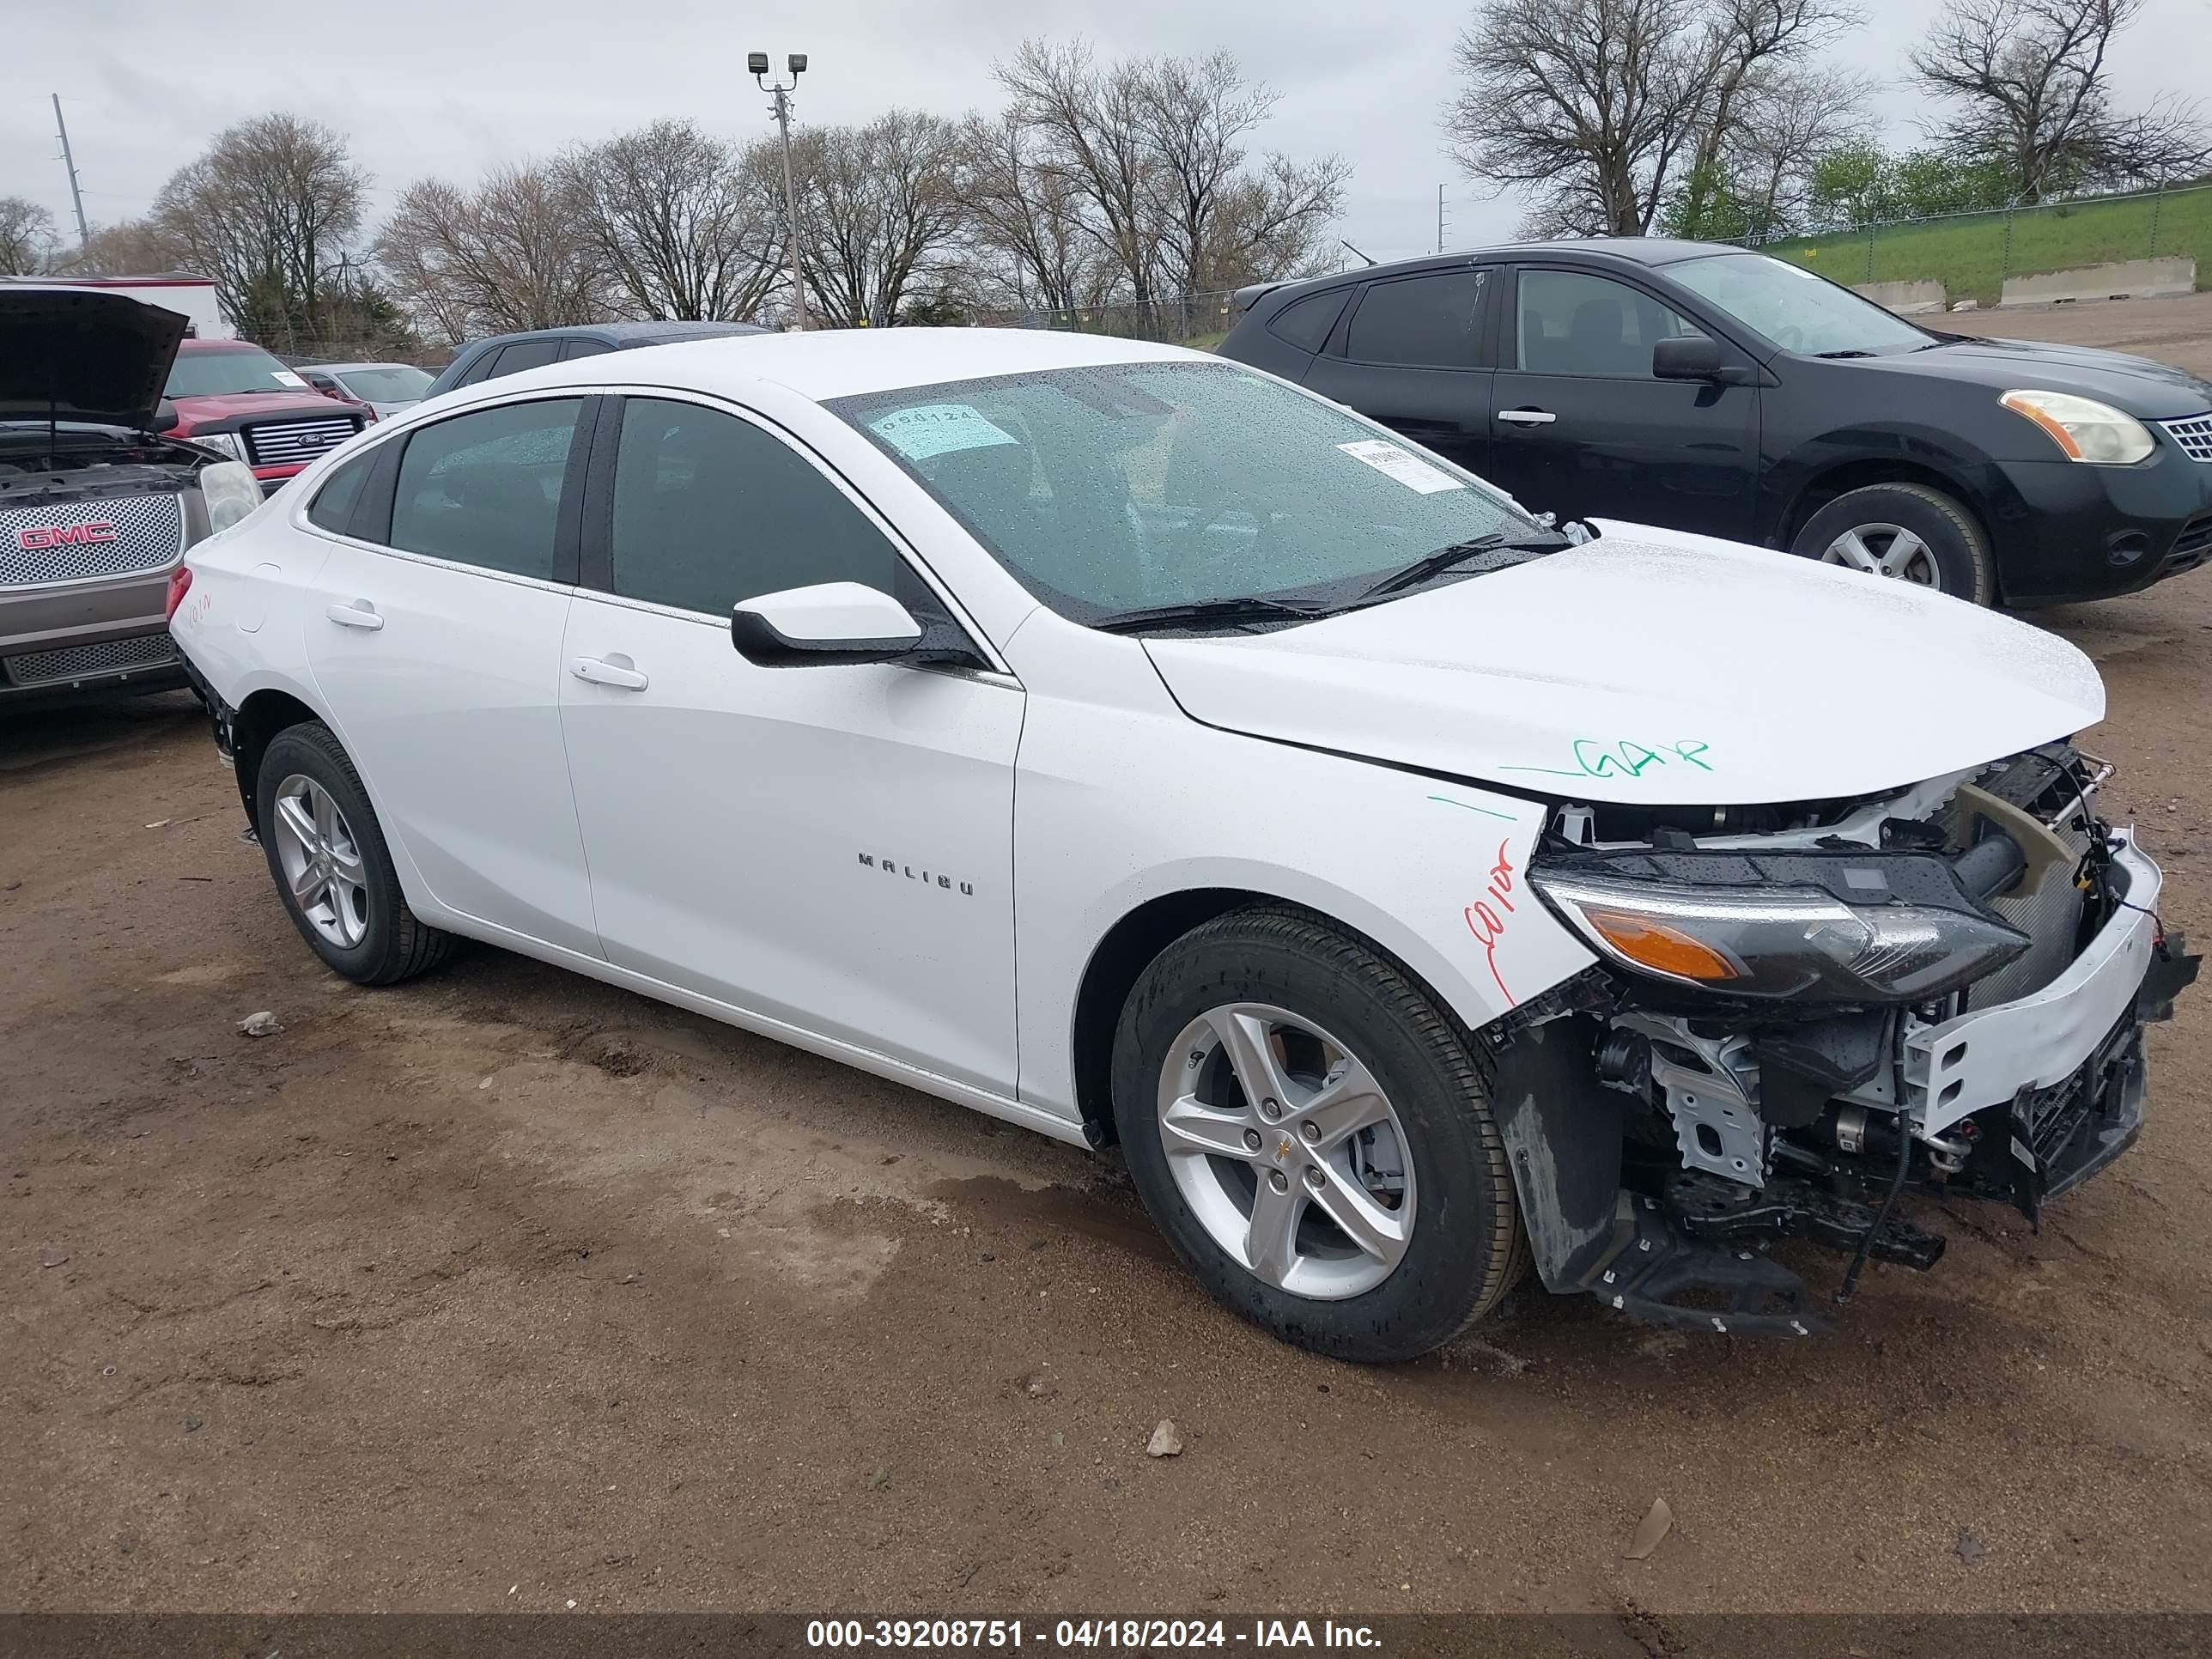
(5, 297, 2212, 1623)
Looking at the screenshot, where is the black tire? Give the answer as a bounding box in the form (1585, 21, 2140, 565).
(1110, 907, 1525, 1364)
(254, 720, 457, 986)
(1789, 482, 1997, 605)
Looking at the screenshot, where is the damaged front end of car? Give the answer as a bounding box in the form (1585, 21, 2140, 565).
(1486, 744, 2198, 1336)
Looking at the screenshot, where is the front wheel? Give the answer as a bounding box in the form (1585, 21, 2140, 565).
(1789, 482, 1997, 604)
(1110, 908, 1525, 1363)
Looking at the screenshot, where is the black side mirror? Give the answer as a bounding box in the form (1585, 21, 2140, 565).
(1651, 336, 1726, 380)
(155, 398, 180, 432)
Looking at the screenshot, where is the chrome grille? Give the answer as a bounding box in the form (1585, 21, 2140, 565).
(0, 492, 185, 586)
(4, 632, 176, 686)
(2162, 414, 2212, 462)
(244, 416, 358, 469)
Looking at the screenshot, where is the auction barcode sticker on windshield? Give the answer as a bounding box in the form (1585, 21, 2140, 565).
(1335, 439, 1463, 494)
(872, 403, 1021, 462)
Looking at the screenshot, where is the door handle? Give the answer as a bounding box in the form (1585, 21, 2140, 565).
(1497, 409, 1558, 426)
(570, 655, 649, 691)
(325, 600, 384, 630)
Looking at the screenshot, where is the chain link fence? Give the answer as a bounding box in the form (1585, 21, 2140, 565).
(966, 289, 1243, 348)
(1745, 183, 2212, 306)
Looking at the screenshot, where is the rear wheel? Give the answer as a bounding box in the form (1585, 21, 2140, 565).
(1110, 908, 1524, 1363)
(1790, 482, 1996, 605)
(255, 721, 456, 986)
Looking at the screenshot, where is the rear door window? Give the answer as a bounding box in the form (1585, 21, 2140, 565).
(388, 398, 584, 580)
(1343, 270, 1487, 368)
(485, 339, 564, 380)
(559, 338, 614, 362)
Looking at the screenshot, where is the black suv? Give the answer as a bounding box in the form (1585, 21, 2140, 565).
(1218, 239, 2212, 605)
(424, 320, 769, 399)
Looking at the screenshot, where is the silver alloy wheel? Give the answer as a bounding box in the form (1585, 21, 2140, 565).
(270, 774, 370, 950)
(1820, 521, 1940, 585)
(1155, 1002, 1416, 1299)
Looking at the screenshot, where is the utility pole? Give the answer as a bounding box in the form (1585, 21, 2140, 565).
(1437, 185, 1448, 255)
(750, 52, 810, 330)
(52, 94, 88, 250)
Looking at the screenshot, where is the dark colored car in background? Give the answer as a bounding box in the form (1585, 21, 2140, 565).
(422, 320, 770, 398)
(1219, 239, 2212, 605)
(158, 339, 365, 495)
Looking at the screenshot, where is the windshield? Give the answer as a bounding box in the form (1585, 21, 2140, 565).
(333, 365, 433, 403)
(830, 361, 1545, 625)
(1666, 252, 1930, 356)
(165, 347, 313, 399)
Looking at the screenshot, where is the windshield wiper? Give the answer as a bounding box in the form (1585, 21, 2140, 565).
(1357, 531, 1568, 601)
(1090, 596, 1329, 635)
(1813, 348, 1877, 359)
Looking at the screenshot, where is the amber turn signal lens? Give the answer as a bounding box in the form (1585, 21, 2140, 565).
(1581, 908, 1739, 981)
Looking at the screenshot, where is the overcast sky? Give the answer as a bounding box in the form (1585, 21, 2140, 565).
(5, 0, 2209, 271)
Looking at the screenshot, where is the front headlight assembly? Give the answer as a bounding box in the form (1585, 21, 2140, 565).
(1999, 389, 2155, 465)
(1529, 870, 2029, 1003)
(191, 431, 248, 464)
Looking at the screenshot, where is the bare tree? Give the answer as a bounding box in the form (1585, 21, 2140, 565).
(998, 40, 1170, 313)
(1911, 0, 2212, 199)
(957, 109, 1103, 311)
(1446, 0, 1856, 236)
(562, 120, 785, 322)
(792, 112, 968, 327)
(1130, 52, 1345, 295)
(52, 217, 184, 277)
(374, 165, 606, 343)
(0, 197, 58, 274)
(1732, 66, 1879, 228)
(149, 115, 368, 339)
(1447, 0, 1713, 235)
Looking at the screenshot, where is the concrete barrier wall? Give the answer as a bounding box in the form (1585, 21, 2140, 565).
(1850, 279, 1948, 315)
(1998, 256, 2197, 306)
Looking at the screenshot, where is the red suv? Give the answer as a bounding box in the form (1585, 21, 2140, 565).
(159, 339, 365, 494)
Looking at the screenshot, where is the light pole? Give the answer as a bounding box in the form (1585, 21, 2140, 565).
(750, 51, 810, 331)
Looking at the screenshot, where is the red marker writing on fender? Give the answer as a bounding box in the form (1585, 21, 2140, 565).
(1463, 838, 1518, 1006)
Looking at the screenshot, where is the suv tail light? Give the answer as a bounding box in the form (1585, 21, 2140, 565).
(164, 564, 193, 622)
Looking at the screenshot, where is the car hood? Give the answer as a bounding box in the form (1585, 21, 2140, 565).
(1850, 334, 2212, 418)
(1141, 523, 2105, 807)
(170, 390, 352, 426)
(0, 286, 187, 429)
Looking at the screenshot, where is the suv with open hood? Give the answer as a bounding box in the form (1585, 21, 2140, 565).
(1, 287, 263, 707)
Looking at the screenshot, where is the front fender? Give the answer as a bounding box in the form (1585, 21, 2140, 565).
(1012, 690, 1597, 1121)
(1759, 422, 2013, 546)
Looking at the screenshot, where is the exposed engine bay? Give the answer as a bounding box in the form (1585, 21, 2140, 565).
(1496, 743, 2199, 1336)
(0, 427, 212, 508)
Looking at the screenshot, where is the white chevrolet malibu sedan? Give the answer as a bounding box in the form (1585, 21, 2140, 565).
(171, 328, 2194, 1360)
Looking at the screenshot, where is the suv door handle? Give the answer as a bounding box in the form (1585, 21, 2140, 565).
(571, 655, 649, 691)
(1497, 409, 1558, 426)
(325, 600, 384, 630)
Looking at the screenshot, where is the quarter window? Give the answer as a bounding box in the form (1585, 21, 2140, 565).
(388, 398, 582, 580)
(1268, 289, 1350, 355)
(306, 447, 374, 536)
(608, 398, 902, 616)
(1344, 270, 1486, 368)
(1515, 270, 1704, 378)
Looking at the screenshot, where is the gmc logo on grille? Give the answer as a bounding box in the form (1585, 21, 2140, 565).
(16, 521, 117, 551)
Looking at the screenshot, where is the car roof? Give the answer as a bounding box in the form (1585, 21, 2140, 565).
(465, 319, 769, 352)
(1247, 237, 1746, 311)
(176, 338, 270, 352)
(299, 361, 408, 374)
(467, 326, 1204, 404)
